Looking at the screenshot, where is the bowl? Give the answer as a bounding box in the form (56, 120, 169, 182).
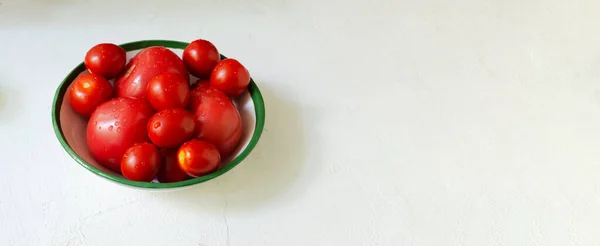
(52, 40, 265, 190)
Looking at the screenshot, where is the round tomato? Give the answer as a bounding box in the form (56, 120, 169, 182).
(146, 72, 190, 111)
(114, 46, 189, 99)
(69, 74, 112, 117)
(182, 39, 221, 79)
(147, 108, 196, 148)
(86, 97, 154, 172)
(84, 43, 127, 79)
(209, 58, 250, 97)
(189, 86, 242, 156)
(177, 139, 221, 177)
(157, 149, 188, 183)
(121, 142, 161, 181)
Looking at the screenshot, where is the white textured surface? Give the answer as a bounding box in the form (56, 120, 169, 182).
(2, 0, 600, 245)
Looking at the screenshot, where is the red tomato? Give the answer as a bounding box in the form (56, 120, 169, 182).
(157, 149, 189, 183)
(114, 46, 189, 99)
(69, 74, 112, 117)
(189, 86, 242, 157)
(182, 39, 221, 79)
(177, 139, 221, 177)
(188, 80, 230, 110)
(209, 58, 250, 97)
(121, 142, 161, 182)
(146, 72, 190, 111)
(147, 108, 196, 148)
(84, 43, 127, 79)
(86, 97, 154, 172)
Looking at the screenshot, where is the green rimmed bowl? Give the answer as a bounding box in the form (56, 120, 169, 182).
(52, 40, 265, 190)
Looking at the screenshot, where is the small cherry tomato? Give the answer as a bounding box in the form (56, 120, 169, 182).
(189, 85, 242, 157)
(157, 149, 189, 183)
(177, 139, 221, 177)
(146, 72, 190, 111)
(84, 43, 127, 79)
(121, 142, 162, 182)
(69, 74, 112, 117)
(183, 39, 221, 79)
(86, 97, 154, 172)
(147, 108, 196, 148)
(209, 58, 250, 97)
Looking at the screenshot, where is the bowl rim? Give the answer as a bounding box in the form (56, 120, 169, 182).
(51, 39, 266, 189)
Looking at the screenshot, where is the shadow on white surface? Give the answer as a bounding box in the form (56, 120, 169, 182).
(157, 84, 308, 211)
(0, 84, 19, 124)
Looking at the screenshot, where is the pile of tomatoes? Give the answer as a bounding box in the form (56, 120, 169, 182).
(69, 39, 250, 182)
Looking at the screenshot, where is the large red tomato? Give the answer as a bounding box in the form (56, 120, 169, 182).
(114, 46, 189, 99)
(177, 139, 221, 177)
(189, 86, 242, 157)
(209, 58, 250, 97)
(146, 72, 190, 111)
(147, 108, 196, 148)
(182, 39, 220, 79)
(157, 149, 188, 183)
(84, 43, 127, 79)
(69, 74, 112, 117)
(121, 142, 161, 182)
(86, 97, 154, 172)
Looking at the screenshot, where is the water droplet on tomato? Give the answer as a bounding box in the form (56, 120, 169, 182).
(119, 108, 124, 112)
(153, 122, 161, 129)
(108, 125, 114, 131)
(116, 127, 122, 133)
(114, 113, 119, 118)
(112, 108, 117, 112)
(98, 126, 102, 130)
(94, 121, 97, 125)
(115, 121, 120, 126)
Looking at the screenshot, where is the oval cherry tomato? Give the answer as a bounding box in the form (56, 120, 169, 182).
(157, 149, 189, 183)
(147, 108, 196, 148)
(177, 139, 221, 177)
(69, 74, 112, 117)
(209, 58, 250, 97)
(146, 72, 190, 111)
(121, 142, 161, 182)
(182, 39, 221, 79)
(86, 97, 154, 172)
(114, 46, 189, 99)
(84, 43, 127, 79)
(189, 86, 242, 157)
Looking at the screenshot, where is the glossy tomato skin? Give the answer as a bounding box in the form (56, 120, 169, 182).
(114, 46, 189, 99)
(177, 139, 221, 177)
(146, 72, 190, 111)
(69, 74, 112, 117)
(147, 108, 196, 148)
(86, 97, 154, 172)
(188, 80, 230, 110)
(182, 39, 221, 79)
(121, 142, 162, 182)
(157, 149, 189, 183)
(84, 43, 127, 79)
(209, 58, 250, 97)
(189, 86, 242, 157)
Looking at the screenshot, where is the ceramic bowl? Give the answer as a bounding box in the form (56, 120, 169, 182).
(52, 40, 265, 190)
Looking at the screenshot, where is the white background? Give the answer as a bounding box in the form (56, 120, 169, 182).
(2, 0, 600, 245)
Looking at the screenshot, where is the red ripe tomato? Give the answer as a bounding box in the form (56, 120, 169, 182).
(84, 43, 127, 79)
(86, 97, 154, 172)
(177, 139, 221, 177)
(188, 80, 230, 110)
(157, 149, 188, 183)
(209, 58, 250, 97)
(114, 46, 189, 99)
(69, 74, 112, 117)
(147, 108, 196, 148)
(146, 72, 190, 111)
(182, 39, 221, 79)
(189, 86, 242, 157)
(121, 142, 161, 181)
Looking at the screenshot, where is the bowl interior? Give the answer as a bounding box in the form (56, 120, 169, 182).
(53, 41, 264, 189)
